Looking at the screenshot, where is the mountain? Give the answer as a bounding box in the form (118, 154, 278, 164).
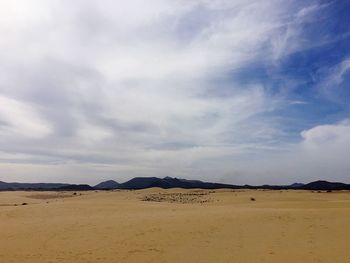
(133, 178, 350, 191)
(0, 181, 69, 190)
(94, 180, 120, 190)
(300, 180, 350, 190)
(118, 176, 240, 189)
(0, 181, 93, 191)
(118, 177, 166, 189)
(58, 184, 94, 191)
(290, 183, 305, 188)
(0, 178, 349, 191)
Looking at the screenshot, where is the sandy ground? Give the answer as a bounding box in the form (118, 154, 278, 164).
(0, 189, 349, 263)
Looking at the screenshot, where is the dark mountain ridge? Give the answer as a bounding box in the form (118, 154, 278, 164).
(1, 178, 349, 191)
(0, 181, 69, 190)
(118, 176, 236, 190)
(57, 184, 94, 191)
(300, 180, 350, 190)
(94, 180, 120, 190)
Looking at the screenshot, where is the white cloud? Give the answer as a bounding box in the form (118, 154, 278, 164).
(291, 121, 350, 183)
(228, 120, 350, 185)
(0, 95, 51, 138)
(301, 120, 350, 147)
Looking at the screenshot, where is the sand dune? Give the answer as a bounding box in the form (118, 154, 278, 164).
(0, 189, 349, 262)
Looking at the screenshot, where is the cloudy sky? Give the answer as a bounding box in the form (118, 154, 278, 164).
(0, 0, 349, 184)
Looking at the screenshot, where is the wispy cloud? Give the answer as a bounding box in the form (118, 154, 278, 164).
(319, 57, 350, 101)
(0, 95, 51, 138)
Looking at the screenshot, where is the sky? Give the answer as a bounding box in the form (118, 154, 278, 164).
(0, 0, 349, 185)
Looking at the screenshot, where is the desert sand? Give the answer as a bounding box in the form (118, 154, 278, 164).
(0, 189, 349, 263)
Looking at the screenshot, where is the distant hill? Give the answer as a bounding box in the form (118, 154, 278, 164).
(0, 181, 69, 190)
(118, 176, 238, 189)
(300, 180, 350, 190)
(118, 177, 162, 189)
(94, 180, 120, 190)
(58, 184, 95, 191)
(0, 178, 349, 191)
(290, 183, 305, 188)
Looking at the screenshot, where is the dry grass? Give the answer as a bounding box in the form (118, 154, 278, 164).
(25, 192, 79, 200)
(141, 191, 211, 203)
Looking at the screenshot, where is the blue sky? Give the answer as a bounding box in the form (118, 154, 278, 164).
(0, 0, 349, 184)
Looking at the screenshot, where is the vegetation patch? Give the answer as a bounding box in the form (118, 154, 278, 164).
(141, 192, 211, 204)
